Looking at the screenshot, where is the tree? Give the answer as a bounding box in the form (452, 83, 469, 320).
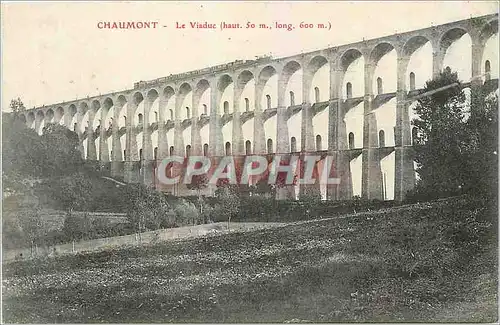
(17, 207, 45, 256)
(123, 184, 173, 237)
(186, 172, 209, 217)
(9, 97, 26, 114)
(214, 183, 240, 229)
(2, 118, 83, 180)
(39, 173, 94, 212)
(39, 123, 84, 177)
(412, 68, 470, 198)
(2, 113, 44, 178)
(464, 89, 498, 197)
(62, 212, 94, 250)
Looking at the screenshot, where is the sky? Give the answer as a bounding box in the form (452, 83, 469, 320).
(1, 1, 498, 111)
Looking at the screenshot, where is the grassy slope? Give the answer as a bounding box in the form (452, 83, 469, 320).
(2, 196, 497, 323)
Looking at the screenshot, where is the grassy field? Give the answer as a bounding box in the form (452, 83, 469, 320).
(2, 196, 497, 323)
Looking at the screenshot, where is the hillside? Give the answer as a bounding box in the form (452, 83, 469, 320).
(2, 196, 497, 323)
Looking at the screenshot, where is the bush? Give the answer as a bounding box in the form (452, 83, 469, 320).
(214, 185, 240, 224)
(124, 184, 174, 231)
(62, 212, 94, 241)
(173, 199, 201, 226)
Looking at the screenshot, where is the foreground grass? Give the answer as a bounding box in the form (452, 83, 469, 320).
(2, 196, 497, 323)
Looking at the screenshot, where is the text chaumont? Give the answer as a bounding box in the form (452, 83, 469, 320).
(97, 21, 159, 29)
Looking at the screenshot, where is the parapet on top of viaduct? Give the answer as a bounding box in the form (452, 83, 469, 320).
(18, 13, 498, 122)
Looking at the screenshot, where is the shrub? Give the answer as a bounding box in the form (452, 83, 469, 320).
(214, 185, 240, 225)
(173, 199, 201, 226)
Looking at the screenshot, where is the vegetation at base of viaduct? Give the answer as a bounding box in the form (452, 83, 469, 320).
(2, 68, 498, 253)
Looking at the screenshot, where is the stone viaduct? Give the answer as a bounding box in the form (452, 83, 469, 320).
(16, 13, 499, 201)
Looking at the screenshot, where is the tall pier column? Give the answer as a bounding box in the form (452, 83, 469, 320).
(470, 35, 486, 118)
(253, 84, 266, 154)
(394, 55, 415, 202)
(124, 98, 140, 184)
(191, 93, 202, 156)
(209, 78, 223, 156)
(157, 98, 170, 161)
(276, 72, 294, 200)
(142, 96, 154, 186)
(87, 109, 97, 161)
(328, 63, 353, 201)
(232, 85, 245, 155)
(276, 74, 290, 154)
(111, 100, 124, 178)
(432, 36, 446, 79)
(99, 102, 110, 163)
(300, 69, 320, 197)
(361, 61, 383, 200)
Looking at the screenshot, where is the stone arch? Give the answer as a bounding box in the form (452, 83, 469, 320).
(485, 60, 491, 80)
(281, 60, 302, 105)
(91, 100, 101, 132)
(102, 97, 114, 131)
(256, 65, 278, 110)
(409, 72, 416, 90)
(203, 143, 209, 156)
(236, 70, 254, 112)
(316, 134, 322, 151)
(290, 137, 297, 152)
(340, 48, 364, 99)
(370, 42, 396, 94)
(78, 102, 90, 134)
(225, 141, 232, 156)
(479, 18, 498, 45)
(267, 138, 273, 154)
(348, 132, 355, 149)
(55, 106, 65, 125)
(412, 126, 418, 145)
(162, 86, 175, 121)
(37, 110, 48, 134)
(245, 140, 252, 155)
(193, 79, 210, 117)
(481, 20, 498, 81)
(340, 48, 363, 71)
(18, 113, 27, 125)
(147, 89, 160, 124)
(223, 101, 229, 115)
(45, 108, 54, 123)
(403, 35, 433, 90)
(116, 95, 128, 128)
(379, 129, 385, 147)
(377, 77, 383, 95)
(218, 74, 233, 115)
(289, 91, 295, 106)
(132, 92, 145, 127)
(177, 83, 192, 119)
(307, 55, 328, 103)
(402, 35, 432, 58)
(68, 104, 78, 131)
(440, 27, 472, 80)
(27, 111, 35, 128)
(346, 82, 353, 98)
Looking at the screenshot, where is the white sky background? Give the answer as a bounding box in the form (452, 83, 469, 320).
(1, 1, 498, 111)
